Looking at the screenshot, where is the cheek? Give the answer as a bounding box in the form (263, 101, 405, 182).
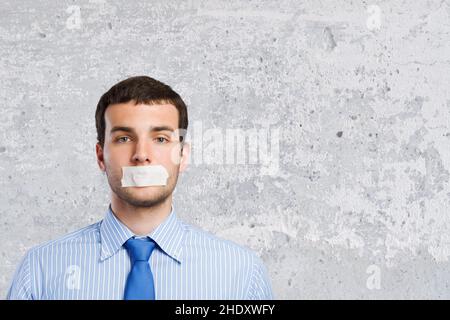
(154, 143, 179, 158)
(151, 147, 165, 159)
(104, 147, 130, 166)
(162, 145, 183, 167)
(159, 154, 177, 170)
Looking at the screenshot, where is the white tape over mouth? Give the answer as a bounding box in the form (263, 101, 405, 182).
(121, 165, 169, 187)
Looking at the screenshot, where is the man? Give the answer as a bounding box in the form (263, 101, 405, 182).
(7, 76, 274, 300)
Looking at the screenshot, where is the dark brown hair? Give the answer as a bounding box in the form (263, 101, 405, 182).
(95, 76, 188, 148)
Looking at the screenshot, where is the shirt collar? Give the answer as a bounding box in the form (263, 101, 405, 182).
(99, 204, 185, 264)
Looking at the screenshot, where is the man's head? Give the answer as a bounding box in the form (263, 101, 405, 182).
(95, 76, 190, 208)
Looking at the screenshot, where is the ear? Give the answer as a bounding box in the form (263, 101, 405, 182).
(179, 142, 190, 173)
(96, 143, 106, 172)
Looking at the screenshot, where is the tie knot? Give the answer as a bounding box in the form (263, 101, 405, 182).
(124, 237, 156, 262)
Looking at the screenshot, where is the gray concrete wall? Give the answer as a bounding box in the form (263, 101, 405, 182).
(1, 0, 449, 299)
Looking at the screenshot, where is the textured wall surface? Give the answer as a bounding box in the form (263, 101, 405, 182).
(1, 0, 450, 299)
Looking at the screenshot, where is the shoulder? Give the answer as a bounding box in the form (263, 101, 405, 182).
(7, 221, 101, 300)
(179, 220, 274, 299)
(180, 220, 262, 263)
(27, 221, 101, 257)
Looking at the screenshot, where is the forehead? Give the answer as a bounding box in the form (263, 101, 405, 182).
(105, 102, 179, 128)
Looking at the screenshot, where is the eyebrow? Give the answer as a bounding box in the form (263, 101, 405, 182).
(110, 125, 175, 135)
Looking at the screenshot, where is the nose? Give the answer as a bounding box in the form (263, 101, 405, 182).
(132, 141, 152, 163)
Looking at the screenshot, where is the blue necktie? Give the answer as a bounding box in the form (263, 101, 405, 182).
(123, 237, 156, 300)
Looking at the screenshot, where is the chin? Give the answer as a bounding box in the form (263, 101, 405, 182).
(129, 186, 167, 199)
(128, 185, 164, 191)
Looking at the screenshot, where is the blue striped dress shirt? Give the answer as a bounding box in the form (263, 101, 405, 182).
(7, 205, 274, 300)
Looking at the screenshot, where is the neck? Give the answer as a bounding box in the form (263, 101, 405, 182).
(110, 193, 173, 236)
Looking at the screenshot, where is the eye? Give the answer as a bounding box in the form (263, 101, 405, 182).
(155, 137, 169, 144)
(116, 136, 131, 143)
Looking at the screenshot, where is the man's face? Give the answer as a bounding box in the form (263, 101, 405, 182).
(95, 101, 189, 208)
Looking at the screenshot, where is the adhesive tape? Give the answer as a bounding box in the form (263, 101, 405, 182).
(121, 165, 169, 187)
